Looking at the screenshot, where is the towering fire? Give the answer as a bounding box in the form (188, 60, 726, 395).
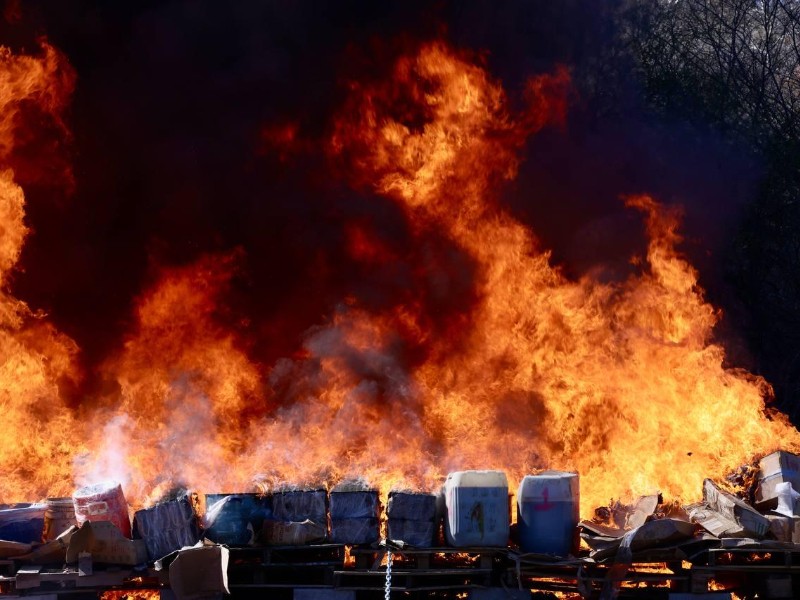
(2, 38, 799, 515)
(0, 41, 81, 501)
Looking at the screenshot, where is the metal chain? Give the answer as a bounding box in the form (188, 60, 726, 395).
(384, 548, 392, 600)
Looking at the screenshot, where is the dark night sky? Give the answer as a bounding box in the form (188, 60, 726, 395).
(0, 1, 764, 387)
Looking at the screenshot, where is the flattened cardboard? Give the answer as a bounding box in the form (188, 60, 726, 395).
(0, 539, 31, 558)
(13, 525, 76, 564)
(701, 479, 769, 538)
(578, 521, 625, 538)
(590, 518, 695, 561)
(625, 495, 659, 530)
(66, 521, 147, 565)
(686, 503, 743, 538)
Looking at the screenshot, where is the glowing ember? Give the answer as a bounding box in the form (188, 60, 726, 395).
(100, 590, 160, 600)
(0, 37, 798, 517)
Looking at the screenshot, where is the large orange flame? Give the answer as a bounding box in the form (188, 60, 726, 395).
(278, 41, 800, 511)
(0, 41, 81, 501)
(73, 252, 266, 504)
(1, 39, 798, 517)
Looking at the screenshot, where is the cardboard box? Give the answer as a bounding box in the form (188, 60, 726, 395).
(767, 514, 792, 542)
(757, 451, 800, 506)
(793, 516, 800, 543)
(168, 544, 229, 600)
(66, 521, 148, 566)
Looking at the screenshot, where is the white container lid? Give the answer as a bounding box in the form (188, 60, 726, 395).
(518, 471, 579, 501)
(445, 470, 508, 488)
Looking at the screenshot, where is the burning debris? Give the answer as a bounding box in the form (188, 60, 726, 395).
(3, 461, 800, 598)
(0, 34, 798, 519)
(0, 6, 795, 533)
(686, 480, 770, 539)
(4, 7, 800, 597)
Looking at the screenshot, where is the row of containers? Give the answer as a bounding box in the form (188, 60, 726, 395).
(0, 470, 579, 560)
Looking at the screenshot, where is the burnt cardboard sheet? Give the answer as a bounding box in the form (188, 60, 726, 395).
(690, 479, 769, 538)
(66, 521, 147, 566)
(625, 495, 659, 530)
(579, 521, 626, 539)
(13, 525, 76, 564)
(588, 518, 695, 562)
(0, 539, 32, 558)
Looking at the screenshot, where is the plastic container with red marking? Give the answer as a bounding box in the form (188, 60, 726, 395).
(517, 471, 579, 556)
(72, 482, 132, 538)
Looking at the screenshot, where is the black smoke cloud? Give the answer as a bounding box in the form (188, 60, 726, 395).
(0, 1, 763, 400)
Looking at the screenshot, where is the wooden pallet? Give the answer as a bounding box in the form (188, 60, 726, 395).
(226, 544, 345, 589)
(333, 567, 493, 591)
(327, 545, 501, 592)
(228, 544, 345, 567)
(350, 546, 502, 571)
(228, 565, 336, 589)
(10, 566, 163, 592)
(0, 560, 15, 578)
(689, 546, 800, 597)
(505, 553, 691, 599)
